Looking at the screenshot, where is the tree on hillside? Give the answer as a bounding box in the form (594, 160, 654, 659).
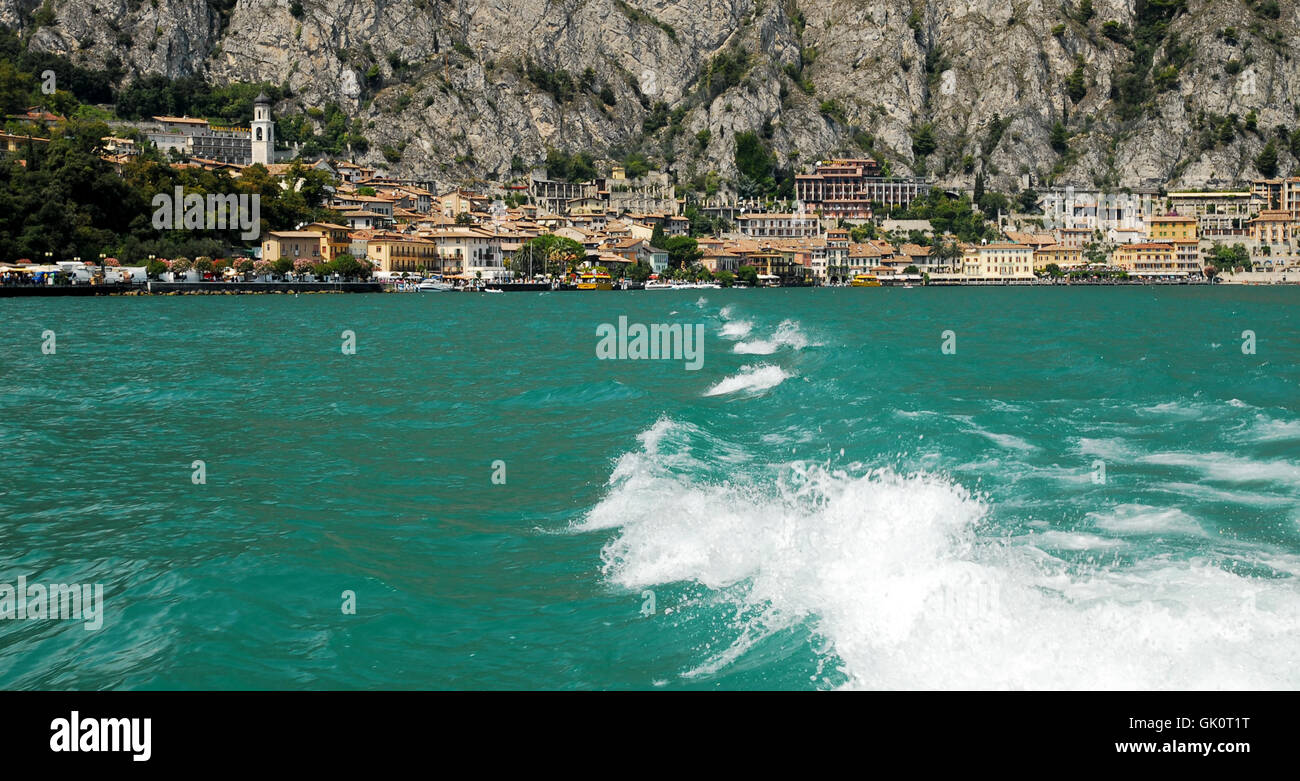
(911, 123, 937, 158)
(849, 223, 876, 242)
(650, 222, 667, 249)
(1065, 63, 1087, 104)
(1050, 122, 1069, 154)
(1255, 140, 1279, 178)
(1018, 188, 1040, 213)
(0, 119, 143, 262)
(662, 235, 702, 270)
(734, 131, 777, 196)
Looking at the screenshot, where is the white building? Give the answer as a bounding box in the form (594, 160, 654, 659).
(251, 91, 274, 166)
(957, 243, 1036, 280)
(1038, 188, 1159, 242)
(735, 212, 822, 239)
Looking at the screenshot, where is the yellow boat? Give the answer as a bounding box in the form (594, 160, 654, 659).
(576, 270, 613, 290)
(850, 273, 881, 287)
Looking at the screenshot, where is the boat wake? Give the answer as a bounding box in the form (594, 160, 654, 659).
(576, 418, 1300, 689)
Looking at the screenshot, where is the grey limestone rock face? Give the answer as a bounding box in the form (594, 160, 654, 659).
(8, 0, 1298, 192)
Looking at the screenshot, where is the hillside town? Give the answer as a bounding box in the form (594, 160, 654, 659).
(3, 95, 1299, 289)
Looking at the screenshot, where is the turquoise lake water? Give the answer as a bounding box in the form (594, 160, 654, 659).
(2, 287, 1298, 689)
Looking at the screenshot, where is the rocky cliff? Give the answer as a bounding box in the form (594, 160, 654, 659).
(5, 0, 1300, 194)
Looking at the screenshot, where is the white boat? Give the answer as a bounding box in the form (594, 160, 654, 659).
(483, 287, 504, 294)
(644, 281, 674, 290)
(417, 277, 454, 292)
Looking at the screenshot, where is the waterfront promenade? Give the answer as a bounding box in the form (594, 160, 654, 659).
(0, 281, 384, 297)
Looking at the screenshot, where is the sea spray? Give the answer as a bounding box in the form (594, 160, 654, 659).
(704, 364, 791, 396)
(577, 418, 1300, 690)
(733, 320, 813, 355)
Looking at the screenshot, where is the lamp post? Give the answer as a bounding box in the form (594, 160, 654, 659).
(99, 252, 106, 284)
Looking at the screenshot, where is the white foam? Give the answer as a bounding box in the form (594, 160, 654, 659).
(1140, 452, 1300, 483)
(1029, 531, 1124, 550)
(961, 420, 1038, 452)
(719, 320, 754, 340)
(576, 421, 1300, 690)
(974, 429, 1039, 452)
(1236, 415, 1300, 443)
(1077, 437, 1134, 460)
(1158, 482, 1296, 507)
(1087, 504, 1205, 536)
(949, 415, 1038, 452)
(1022, 465, 1095, 485)
(704, 364, 791, 397)
(733, 320, 812, 355)
(894, 410, 937, 419)
(1141, 401, 1210, 419)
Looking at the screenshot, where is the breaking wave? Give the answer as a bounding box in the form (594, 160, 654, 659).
(733, 319, 812, 355)
(576, 419, 1300, 690)
(704, 364, 791, 397)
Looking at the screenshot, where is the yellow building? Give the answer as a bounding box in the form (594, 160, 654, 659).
(1143, 215, 1200, 271)
(1145, 214, 1197, 241)
(1112, 242, 1176, 273)
(961, 243, 1036, 279)
(300, 222, 353, 261)
(747, 248, 809, 285)
(1033, 244, 1084, 271)
(262, 231, 326, 263)
(1247, 209, 1294, 246)
(366, 233, 439, 273)
(1, 132, 50, 158)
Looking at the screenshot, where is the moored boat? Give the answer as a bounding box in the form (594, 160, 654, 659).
(416, 276, 454, 292)
(576, 270, 613, 290)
